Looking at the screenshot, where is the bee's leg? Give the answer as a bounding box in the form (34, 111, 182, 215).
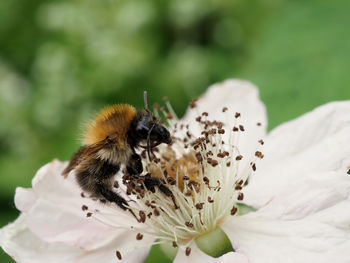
(133, 174, 179, 209)
(126, 153, 143, 175)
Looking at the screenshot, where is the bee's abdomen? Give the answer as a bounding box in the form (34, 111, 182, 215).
(76, 158, 120, 197)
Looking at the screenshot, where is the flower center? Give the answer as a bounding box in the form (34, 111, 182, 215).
(84, 99, 264, 259)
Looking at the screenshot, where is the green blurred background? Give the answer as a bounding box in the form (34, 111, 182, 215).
(0, 0, 349, 262)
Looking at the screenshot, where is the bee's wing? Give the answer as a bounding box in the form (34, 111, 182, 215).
(62, 144, 102, 178)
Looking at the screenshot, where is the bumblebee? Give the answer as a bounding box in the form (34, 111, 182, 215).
(62, 93, 171, 213)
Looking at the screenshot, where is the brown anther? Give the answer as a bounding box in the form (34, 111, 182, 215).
(116, 250, 122, 260)
(235, 155, 243, 161)
(208, 196, 214, 203)
(136, 233, 143, 240)
(195, 152, 203, 162)
(235, 185, 242, 190)
(195, 202, 204, 210)
(222, 107, 228, 112)
(252, 163, 257, 171)
(86, 212, 92, 217)
(230, 206, 238, 215)
(257, 122, 261, 126)
(152, 103, 159, 109)
(258, 139, 265, 145)
(218, 129, 225, 134)
(255, 151, 264, 159)
(235, 112, 241, 118)
(186, 247, 191, 256)
(183, 176, 189, 181)
(147, 212, 152, 218)
(226, 161, 231, 167)
(202, 112, 209, 116)
(81, 205, 88, 211)
(232, 127, 239, 132)
(113, 181, 119, 188)
(239, 125, 245, 131)
(185, 190, 192, 196)
(166, 113, 173, 119)
(185, 221, 194, 228)
(207, 158, 213, 164)
(153, 208, 160, 216)
(211, 160, 219, 167)
(238, 192, 244, 201)
(139, 211, 146, 223)
(237, 179, 244, 185)
(203, 176, 209, 184)
(162, 96, 169, 102)
(167, 177, 176, 185)
(172, 241, 178, 248)
(80, 192, 85, 198)
(160, 106, 165, 112)
(195, 116, 202, 122)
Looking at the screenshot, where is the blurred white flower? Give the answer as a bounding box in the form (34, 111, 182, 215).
(1, 79, 350, 263)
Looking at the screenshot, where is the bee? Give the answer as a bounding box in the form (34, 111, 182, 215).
(62, 92, 172, 214)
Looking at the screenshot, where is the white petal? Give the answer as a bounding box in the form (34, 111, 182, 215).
(173, 242, 248, 263)
(250, 171, 350, 220)
(14, 160, 136, 250)
(181, 79, 267, 170)
(245, 101, 350, 207)
(222, 215, 350, 263)
(221, 170, 350, 263)
(0, 215, 152, 263)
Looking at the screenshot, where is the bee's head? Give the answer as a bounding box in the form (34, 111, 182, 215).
(134, 111, 171, 145)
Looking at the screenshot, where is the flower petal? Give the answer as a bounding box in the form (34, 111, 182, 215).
(0, 215, 152, 263)
(182, 79, 267, 171)
(14, 160, 137, 250)
(173, 242, 248, 263)
(222, 171, 350, 263)
(245, 101, 350, 207)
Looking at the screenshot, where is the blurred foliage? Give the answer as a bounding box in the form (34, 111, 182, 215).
(0, 0, 349, 262)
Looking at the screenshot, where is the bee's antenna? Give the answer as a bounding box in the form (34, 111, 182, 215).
(144, 91, 150, 112)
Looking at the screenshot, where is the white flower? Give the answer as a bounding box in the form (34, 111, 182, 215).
(1, 79, 350, 263)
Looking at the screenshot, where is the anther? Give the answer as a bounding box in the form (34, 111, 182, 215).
(239, 125, 245, 131)
(136, 233, 144, 240)
(186, 247, 191, 256)
(116, 250, 122, 260)
(238, 193, 244, 201)
(222, 107, 228, 112)
(86, 212, 92, 217)
(81, 205, 88, 211)
(139, 211, 146, 223)
(232, 127, 239, 132)
(230, 206, 238, 215)
(173, 241, 178, 248)
(255, 151, 264, 159)
(257, 122, 261, 126)
(235, 155, 243, 161)
(202, 112, 209, 116)
(153, 208, 160, 216)
(185, 222, 194, 228)
(235, 112, 241, 118)
(252, 163, 257, 171)
(195, 203, 204, 210)
(258, 139, 264, 145)
(208, 196, 214, 203)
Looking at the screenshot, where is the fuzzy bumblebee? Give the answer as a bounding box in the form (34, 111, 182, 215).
(62, 96, 172, 214)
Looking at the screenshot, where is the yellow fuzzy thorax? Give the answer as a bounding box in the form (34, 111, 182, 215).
(83, 104, 137, 147)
